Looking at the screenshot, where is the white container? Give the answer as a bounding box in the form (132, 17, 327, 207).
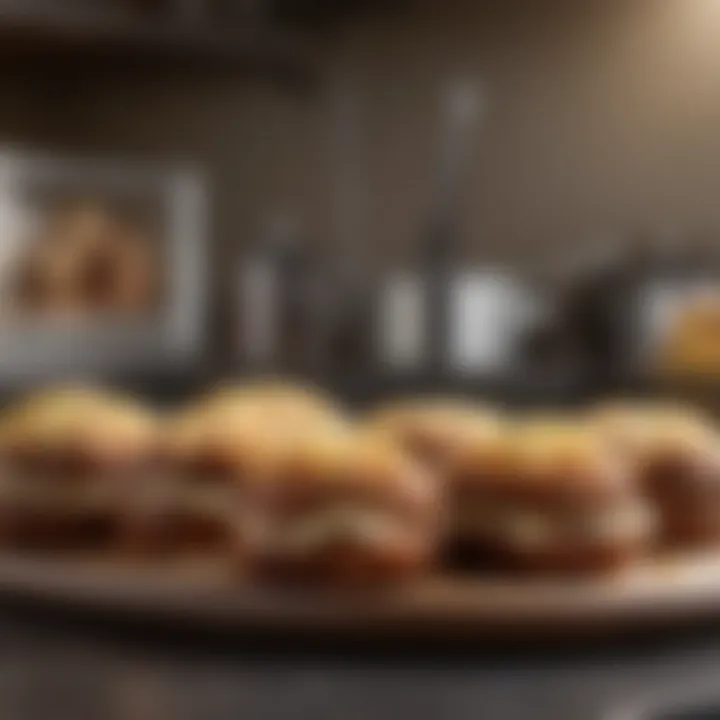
(375, 270, 428, 372)
(446, 269, 538, 375)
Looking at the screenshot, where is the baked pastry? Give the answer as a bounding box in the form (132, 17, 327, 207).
(45, 203, 117, 255)
(366, 398, 494, 472)
(0, 386, 155, 550)
(12, 201, 160, 321)
(82, 231, 155, 314)
(591, 401, 707, 455)
(593, 402, 720, 546)
(122, 380, 349, 557)
(252, 430, 439, 585)
(199, 380, 345, 429)
(121, 398, 284, 556)
(447, 417, 653, 573)
(13, 241, 89, 319)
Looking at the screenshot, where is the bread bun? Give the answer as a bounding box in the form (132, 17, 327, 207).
(253, 429, 440, 585)
(448, 415, 651, 574)
(592, 401, 720, 546)
(366, 398, 497, 470)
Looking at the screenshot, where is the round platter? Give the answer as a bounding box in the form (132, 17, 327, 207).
(1, 552, 720, 644)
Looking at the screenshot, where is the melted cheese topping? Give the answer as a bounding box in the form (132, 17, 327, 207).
(265, 505, 412, 555)
(456, 502, 653, 549)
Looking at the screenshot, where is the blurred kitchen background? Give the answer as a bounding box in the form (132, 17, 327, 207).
(3, 0, 720, 406)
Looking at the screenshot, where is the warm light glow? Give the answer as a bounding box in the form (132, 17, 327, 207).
(597, 0, 720, 115)
(685, 0, 720, 19)
(664, 0, 720, 69)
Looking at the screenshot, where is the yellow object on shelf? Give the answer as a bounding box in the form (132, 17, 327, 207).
(658, 294, 720, 378)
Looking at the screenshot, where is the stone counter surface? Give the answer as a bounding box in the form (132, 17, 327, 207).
(0, 606, 719, 720)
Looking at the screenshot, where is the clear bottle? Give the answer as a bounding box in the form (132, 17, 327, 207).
(237, 214, 325, 376)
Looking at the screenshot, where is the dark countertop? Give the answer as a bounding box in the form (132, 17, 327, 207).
(3, 601, 720, 720)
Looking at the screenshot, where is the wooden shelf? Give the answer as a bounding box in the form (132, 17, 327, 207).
(272, 0, 414, 25)
(0, 3, 316, 85)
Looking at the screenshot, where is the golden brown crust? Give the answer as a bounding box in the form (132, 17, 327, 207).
(591, 400, 720, 500)
(197, 379, 344, 428)
(366, 398, 498, 469)
(450, 417, 633, 508)
(446, 418, 515, 485)
(160, 381, 347, 475)
(250, 429, 441, 582)
(2, 385, 106, 447)
(133, 381, 346, 557)
(0, 387, 155, 548)
(80, 395, 156, 464)
(591, 401, 714, 456)
(1, 386, 156, 465)
(266, 430, 437, 515)
(444, 414, 653, 572)
(159, 403, 303, 480)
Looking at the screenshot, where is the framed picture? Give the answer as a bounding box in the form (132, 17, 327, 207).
(0, 146, 207, 382)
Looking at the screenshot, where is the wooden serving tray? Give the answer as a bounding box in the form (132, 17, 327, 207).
(0, 552, 720, 642)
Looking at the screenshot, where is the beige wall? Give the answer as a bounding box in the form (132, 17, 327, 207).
(324, 0, 720, 269)
(6, 0, 720, 356)
(16, 1, 720, 265)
